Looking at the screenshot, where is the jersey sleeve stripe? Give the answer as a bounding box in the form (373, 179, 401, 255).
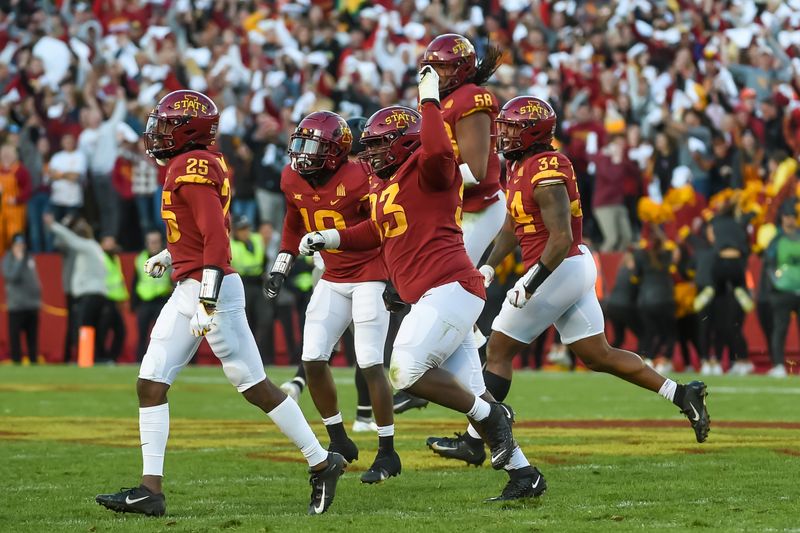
(531, 169, 568, 183)
(175, 174, 215, 185)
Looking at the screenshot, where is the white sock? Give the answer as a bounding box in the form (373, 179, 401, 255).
(268, 397, 328, 467)
(140, 404, 169, 477)
(658, 379, 677, 402)
(466, 397, 491, 421)
(466, 423, 482, 440)
(503, 446, 531, 471)
(322, 412, 343, 426)
(377, 424, 395, 437)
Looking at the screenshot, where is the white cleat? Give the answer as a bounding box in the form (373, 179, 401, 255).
(655, 360, 673, 374)
(700, 361, 713, 376)
(767, 365, 787, 378)
(728, 362, 754, 376)
(547, 344, 571, 367)
(352, 416, 379, 433)
(280, 381, 301, 402)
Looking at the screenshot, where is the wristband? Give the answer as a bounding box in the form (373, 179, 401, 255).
(271, 251, 294, 276)
(522, 261, 552, 295)
(199, 266, 224, 306)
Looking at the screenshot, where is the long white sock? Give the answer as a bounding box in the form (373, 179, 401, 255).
(503, 446, 531, 471)
(268, 397, 328, 467)
(658, 379, 677, 402)
(140, 404, 169, 477)
(466, 423, 481, 440)
(466, 397, 491, 421)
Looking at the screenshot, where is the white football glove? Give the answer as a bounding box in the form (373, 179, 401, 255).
(418, 65, 440, 104)
(506, 276, 531, 308)
(299, 229, 340, 256)
(189, 302, 215, 337)
(478, 265, 495, 288)
(143, 249, 172, 278)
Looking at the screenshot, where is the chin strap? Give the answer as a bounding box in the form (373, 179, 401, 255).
(199, 266, 224, 307)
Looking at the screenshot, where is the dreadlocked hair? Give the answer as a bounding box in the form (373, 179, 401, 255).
(471, 44, 504, 86)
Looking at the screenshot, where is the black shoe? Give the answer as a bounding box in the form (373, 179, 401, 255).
(393, 391, 429, 414)
(308, 452, 346, 515)
(426, 432, 486, 467)
(360, 449, 402, 484)
(328, 437, 359, 463)
(475, 402, 516, 470)
(678, 381, 710, 443)
(485, 467, 547, 502)
(95, 485, 166, 516)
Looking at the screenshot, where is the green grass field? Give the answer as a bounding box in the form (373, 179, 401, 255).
(2, 366, 799, 532)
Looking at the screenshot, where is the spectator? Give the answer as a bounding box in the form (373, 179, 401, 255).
(648, 130, 678, 198)
(78, 85, 127, 239)
(604, 250, 641, 348)
(98, 236, 128, 363)
(19, 114, 51, 253)
(48, 133, 87, 221)
(248, 111, 289, 236)
(44, 213, 107, 363)
(131, 139, 162, 235)
(131, 231, 172, 362)
(2, 233, 41, 364)
(666, 108, 713, 198)
(592, 134, 637, 252)
(111, 126, 142, 250)
(765, 201, 800, 379)
(0, 143, 32, 253)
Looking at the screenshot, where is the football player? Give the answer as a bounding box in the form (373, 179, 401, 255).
(95, 90, 344, 517)
(427, 97, 711, 481)
(299, 68, 545, 501)
(391, 33, 506, 413)
(264, 111, 400, 483)
(278, 117, 389, 434)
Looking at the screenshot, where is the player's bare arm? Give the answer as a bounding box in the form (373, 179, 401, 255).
(455, 112, 491, 184)
(533, 183, 574, 273)
(484, 215, 518, 269)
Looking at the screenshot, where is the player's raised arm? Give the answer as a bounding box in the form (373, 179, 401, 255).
(417, 66, 458, 191)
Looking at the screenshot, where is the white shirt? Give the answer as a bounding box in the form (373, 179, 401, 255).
(48, 150, 87, 207)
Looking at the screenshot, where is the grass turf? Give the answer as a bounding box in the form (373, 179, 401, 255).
(2, 365, 799, 532)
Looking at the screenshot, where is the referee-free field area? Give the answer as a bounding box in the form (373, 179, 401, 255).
(2, 366, 799, 532)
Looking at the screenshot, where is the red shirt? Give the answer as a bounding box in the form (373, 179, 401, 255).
(161, 149, 234, 282)
(505, 151, 583, 269)
(280, 161, 386, 283)
(112, 155, 134, 200)
(337, 102, 485, 304)
(440, 83, 502, 213)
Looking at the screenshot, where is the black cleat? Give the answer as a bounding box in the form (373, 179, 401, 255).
(485, 467, 547, 502)
(426, 432, 486, 467)
(95, 485, 166, 516)
(360, 449, 402, 484)
(678, 380, 710, 443)
(329, 436, 359, 463)
(308, 452, 346, 515)
(393, 391, 429, 414)
(474, 402, 516, 470)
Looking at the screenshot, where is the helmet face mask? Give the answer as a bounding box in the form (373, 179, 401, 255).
(420, 34, 477, 95)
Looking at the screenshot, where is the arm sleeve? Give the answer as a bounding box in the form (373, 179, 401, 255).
(279, 198, 304, 255)
(109, 96, 127, 125)
(181, 184, 230, 269)
(418, 101, 458, 191)
(338, 219, 382, 251)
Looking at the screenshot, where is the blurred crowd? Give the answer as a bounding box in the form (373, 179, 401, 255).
(2, 0, 800, 375)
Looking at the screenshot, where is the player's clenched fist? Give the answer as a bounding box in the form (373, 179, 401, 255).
(263, 252, 294, 299)
(478, 265, 495, 288)
(418, 65, 440, 105)
(143, 249, 172, 278)
(189, 303, 215, 337)
(299, 230, 340, 256)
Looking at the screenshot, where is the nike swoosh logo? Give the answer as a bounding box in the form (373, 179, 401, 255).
(433, 444, 457, 451)
(125, 495, 149, 504)
(395, 399, 411, 409)
(531, 475, 541, 489)
(313, 481, 326, 514)
(491, 452, 504, 463)
(330, 199, 340, 205)
(689, 403, 700, 422)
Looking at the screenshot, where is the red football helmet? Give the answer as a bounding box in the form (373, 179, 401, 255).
(359, 106, 422, 178)
(145, 90, 219, 159)
(420, 33, 477, 94)
(495, 96, 557, 158)
(289, 111, 352, 176)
